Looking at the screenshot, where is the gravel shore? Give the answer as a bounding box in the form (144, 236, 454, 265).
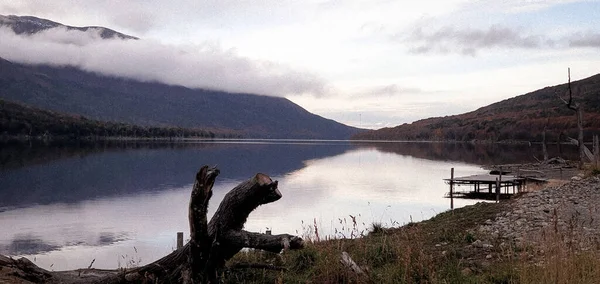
(478, 173, 600, 252)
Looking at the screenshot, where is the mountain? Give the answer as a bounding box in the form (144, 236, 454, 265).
(0, 58, 359, 139)
(0, 15, 361, 139)
(0, 14, 137, 39)
(353, 74, 600, 142)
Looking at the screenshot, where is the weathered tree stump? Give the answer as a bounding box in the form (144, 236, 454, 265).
(0, 165, 304, 284)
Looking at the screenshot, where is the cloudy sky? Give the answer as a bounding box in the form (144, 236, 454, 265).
(1, 0, 599, 129)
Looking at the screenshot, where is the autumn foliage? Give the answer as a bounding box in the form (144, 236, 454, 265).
(353, 73, 600, 142)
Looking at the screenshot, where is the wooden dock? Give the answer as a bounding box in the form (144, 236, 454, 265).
(444, 168, 547, 206)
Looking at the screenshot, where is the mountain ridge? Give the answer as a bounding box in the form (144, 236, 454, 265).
(353, 73, 600, 142)
(0, 14, 137, 39)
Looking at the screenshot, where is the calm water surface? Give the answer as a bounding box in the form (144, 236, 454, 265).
(0, 141, 575, 270)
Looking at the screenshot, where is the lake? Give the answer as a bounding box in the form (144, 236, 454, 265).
(0, 140, 576, 271)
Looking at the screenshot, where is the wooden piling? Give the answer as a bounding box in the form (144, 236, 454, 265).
(450, 168, 454, 210)
(594, 135, 599, 167)
(495, 177, 500, 203)
(499, 166, 503, 194)
(177, 232, 183, 249)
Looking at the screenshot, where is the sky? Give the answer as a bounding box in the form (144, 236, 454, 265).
(1, 0, 600, 129)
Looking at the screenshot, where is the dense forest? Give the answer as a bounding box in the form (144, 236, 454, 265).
(0, 99, 241, 140)
(353, 73, 600, 142)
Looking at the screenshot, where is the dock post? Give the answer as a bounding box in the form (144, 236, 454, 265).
(177, 232, 183, 249)
(495, 177, 500, 203)
(594, 135, 599, 167)
(499, 166, 503, 194)
(560, 168, 563, 180)
(450, 168, 454, 210)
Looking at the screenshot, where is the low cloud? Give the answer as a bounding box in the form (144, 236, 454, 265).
(0, 27, 326, 97)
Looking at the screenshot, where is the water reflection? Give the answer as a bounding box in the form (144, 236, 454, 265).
(361, 142, 579, 165)
(0, 141, 353, 209)
(0, 141, 556, 270)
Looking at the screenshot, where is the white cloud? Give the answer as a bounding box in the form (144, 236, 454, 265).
(459, 0, 583, 14)
(0, 27, 326, 97)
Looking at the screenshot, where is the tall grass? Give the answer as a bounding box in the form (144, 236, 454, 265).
(223, 200, 600, 283)
(514, 208, 600, 284)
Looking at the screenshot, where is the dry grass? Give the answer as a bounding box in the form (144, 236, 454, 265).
(514, 205, 600, 284)
(221, 167, 600, 283)
(222, 194, 600, 283)
(224, 202, 508, 283)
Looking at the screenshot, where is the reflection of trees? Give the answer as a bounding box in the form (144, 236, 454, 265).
(356, 142, 579, 165)
(0, 141, 352, 208)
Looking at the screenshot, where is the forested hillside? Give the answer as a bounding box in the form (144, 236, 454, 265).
(353, 73, 600, 142)
(0, 99, 237, 140)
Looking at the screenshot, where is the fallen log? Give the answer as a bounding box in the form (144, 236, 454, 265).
(0, 166, 304, 283)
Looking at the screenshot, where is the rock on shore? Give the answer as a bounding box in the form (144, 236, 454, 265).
(478, 174, 600, 251)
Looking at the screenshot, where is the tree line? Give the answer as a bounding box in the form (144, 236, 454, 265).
(0, 99, 241, 140)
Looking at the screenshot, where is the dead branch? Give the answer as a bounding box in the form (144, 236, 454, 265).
(340, 251, 366, 276)
(228, 263, 287, 271)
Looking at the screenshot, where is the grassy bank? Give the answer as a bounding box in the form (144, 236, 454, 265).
(222, 198, 600, 283)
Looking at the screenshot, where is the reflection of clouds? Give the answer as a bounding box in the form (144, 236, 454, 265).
(97, 232, 128, 246)
(0, 231, 130, 256)
(244, 148, 484, 239)
(0, 182, 241, 270)
(283, 149, 479, 202)
(1, 235, 60, 255)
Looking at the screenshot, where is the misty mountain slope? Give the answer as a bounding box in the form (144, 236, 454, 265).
(0, 14, 137, 39)
(0, 57, 360, 139)
(354, 73, 600, 142)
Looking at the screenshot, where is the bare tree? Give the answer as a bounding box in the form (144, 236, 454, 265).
(558, 68, 585, 168)
(542, 117, 549, 162)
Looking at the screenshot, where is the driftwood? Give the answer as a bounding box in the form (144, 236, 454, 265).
(0, 166, 304, 283)
(565, 136, 594, 162)
(340, 251, 366, 276)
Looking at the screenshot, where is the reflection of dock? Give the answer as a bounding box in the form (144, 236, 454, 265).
(444, 168, 546, 206)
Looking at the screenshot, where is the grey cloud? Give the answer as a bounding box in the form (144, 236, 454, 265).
(0, 27, 326, 97)
(568, 32, 600, 48)
(351, 84, 423, 98)
(405, 25, 552, 55)
(405, 23, 600, 56)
